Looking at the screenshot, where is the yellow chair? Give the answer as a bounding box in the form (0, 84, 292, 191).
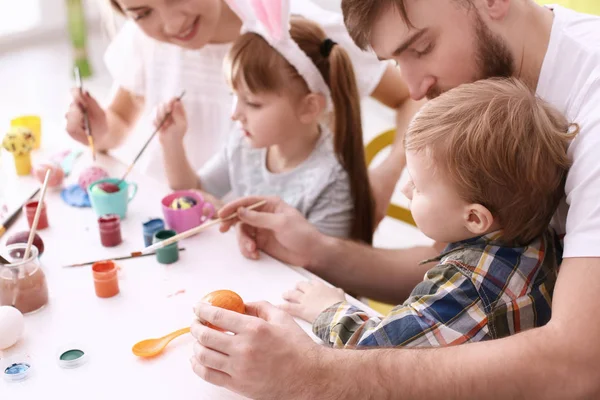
(365, 128, 416, 227)
(364, 129, 416, 315)
(536, 0, 600, 15)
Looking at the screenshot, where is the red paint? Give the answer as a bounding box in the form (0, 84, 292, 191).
(24, 200, 48, 230)
(98, 214, 122, 247)
(92, 260, 119, 298)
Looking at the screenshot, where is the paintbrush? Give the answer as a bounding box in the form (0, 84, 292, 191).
(117, 90, 186, 185)
(132, 200, 267, 257)
(0, 188, 40, 239)
(62, 248, 187, 268)
(75, 66, 95, 161)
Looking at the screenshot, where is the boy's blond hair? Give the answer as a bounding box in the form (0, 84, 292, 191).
(405, 78, 576, 245)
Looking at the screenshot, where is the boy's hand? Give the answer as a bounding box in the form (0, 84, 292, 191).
(155, 97, 187, 145)
(280, 280, 346, 323)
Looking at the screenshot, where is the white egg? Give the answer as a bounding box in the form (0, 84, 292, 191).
(0, 306, 24, 349)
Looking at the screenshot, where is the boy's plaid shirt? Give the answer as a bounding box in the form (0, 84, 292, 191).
(313, 229, 562, 348)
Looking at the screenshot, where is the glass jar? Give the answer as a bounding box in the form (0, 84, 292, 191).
(0, 243, 49, 314)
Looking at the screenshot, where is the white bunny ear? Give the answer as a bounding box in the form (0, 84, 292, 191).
(248, 0, 287, 41)
(226, 0, 333, 112)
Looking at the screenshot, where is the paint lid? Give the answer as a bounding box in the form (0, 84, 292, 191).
(56, 344, 88, 369)
(2, 355, 33, 382)
(143, 218, 165, 233)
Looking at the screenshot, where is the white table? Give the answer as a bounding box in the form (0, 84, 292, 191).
(0, 147, 376, 399)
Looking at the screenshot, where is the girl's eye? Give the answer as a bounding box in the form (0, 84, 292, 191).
(133, 9, 152, 20)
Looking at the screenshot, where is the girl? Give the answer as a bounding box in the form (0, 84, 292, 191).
(64, 0, 412, 206)
(155, 13, 375, 243)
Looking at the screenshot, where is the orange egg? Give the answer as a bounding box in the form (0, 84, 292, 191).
(201, 290, 245, 331)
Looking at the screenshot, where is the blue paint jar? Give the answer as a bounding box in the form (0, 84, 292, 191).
(143, 218, 165, 247)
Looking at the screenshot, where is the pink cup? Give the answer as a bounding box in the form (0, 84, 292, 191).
(161, 191, 215, 233)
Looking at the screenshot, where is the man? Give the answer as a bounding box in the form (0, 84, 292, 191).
(189, 1, 600, 398)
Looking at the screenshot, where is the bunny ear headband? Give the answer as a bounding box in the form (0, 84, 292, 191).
(225, 0, 334, 112)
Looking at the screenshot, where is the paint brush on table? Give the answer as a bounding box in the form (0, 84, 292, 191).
(117, 90, 186, 185)
(75, 66, 95, 161)
(62, 248, 186, 268)
(0, 188, 40, 239)
(131, 200, 267, 257)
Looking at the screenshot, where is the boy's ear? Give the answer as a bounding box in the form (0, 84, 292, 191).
(463, 204, 495, 235)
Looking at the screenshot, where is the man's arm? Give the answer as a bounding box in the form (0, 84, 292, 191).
(323, 257, 600, 399)
(308, 234, 440, 304)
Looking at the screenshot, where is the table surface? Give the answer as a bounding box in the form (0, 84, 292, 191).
(0, 146, 377, 399)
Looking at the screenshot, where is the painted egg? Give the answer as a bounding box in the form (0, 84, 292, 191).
(96, 182, 120, 193)
(33, 163, 64, 187)
(201, 290, 245, 331)
(5, 231, 45, 256)
(170, 196, 197, 210)
(2, 127, 35, 156)
(0, 306, 24, 350)
(78, 166, 109, 190)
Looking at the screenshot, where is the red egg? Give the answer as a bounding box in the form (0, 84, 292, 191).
(97, 182, 120, 193)
(33, 163, 64, 187)
(6, 231, 45, 257)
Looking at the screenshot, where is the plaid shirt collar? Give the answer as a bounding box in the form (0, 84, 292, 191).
(421, 230, 507, 265)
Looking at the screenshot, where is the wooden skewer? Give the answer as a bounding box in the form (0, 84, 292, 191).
(62, 248, 186, 268)
(23, 170, 52, 261)
(132, 200, 267, 257)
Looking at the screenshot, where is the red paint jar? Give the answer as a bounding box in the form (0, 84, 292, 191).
(98, 214, 122, 247)
(24, 200, 48, 230)
(92, 260, 119, 298)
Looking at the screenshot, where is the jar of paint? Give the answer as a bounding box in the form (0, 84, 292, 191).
(0, 244, 49, 314)
(23, 200, 49, 230)
(92, 260, 119, 298)
(98, 214, 122, 247)
(153, 230, 179, 264)
(143, 218, 165, 247)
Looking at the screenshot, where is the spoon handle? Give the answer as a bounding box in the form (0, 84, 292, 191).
(168, 327, 191, 340)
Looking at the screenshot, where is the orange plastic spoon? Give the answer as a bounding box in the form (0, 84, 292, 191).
(132, 327, 191, 358)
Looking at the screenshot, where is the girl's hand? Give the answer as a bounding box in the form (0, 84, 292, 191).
(155, 97, 187, 145)
(280, 280, 346, 323)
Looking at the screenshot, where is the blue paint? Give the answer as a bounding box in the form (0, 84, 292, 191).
(5, 363, 30, 375)
(143, 218, 165, 246)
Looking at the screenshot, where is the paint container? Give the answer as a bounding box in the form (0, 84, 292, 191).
(143, 218, 165, 247)
(153, 230, 179, 264)
(57, 345, 88, 369)
(24, 200, 48, 230)
(2, 355, 33, 382)
(98, 214, 122, 247)
(92, 260, 119, 298)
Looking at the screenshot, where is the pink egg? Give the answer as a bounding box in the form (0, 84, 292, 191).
(33, 163, 64, 187)
(78, 166, 109, 190)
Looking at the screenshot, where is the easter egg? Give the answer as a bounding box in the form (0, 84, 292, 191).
(2, 127, 35, 156)
(96, 182, 120, 193)
(6, 231, 45, 256)
(78, 166, 109, 190)
(170, 196, 197, 210)
(33, 163, 64, 187)
(201, 290, 245, 331)
(0, 306, 24, 350)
